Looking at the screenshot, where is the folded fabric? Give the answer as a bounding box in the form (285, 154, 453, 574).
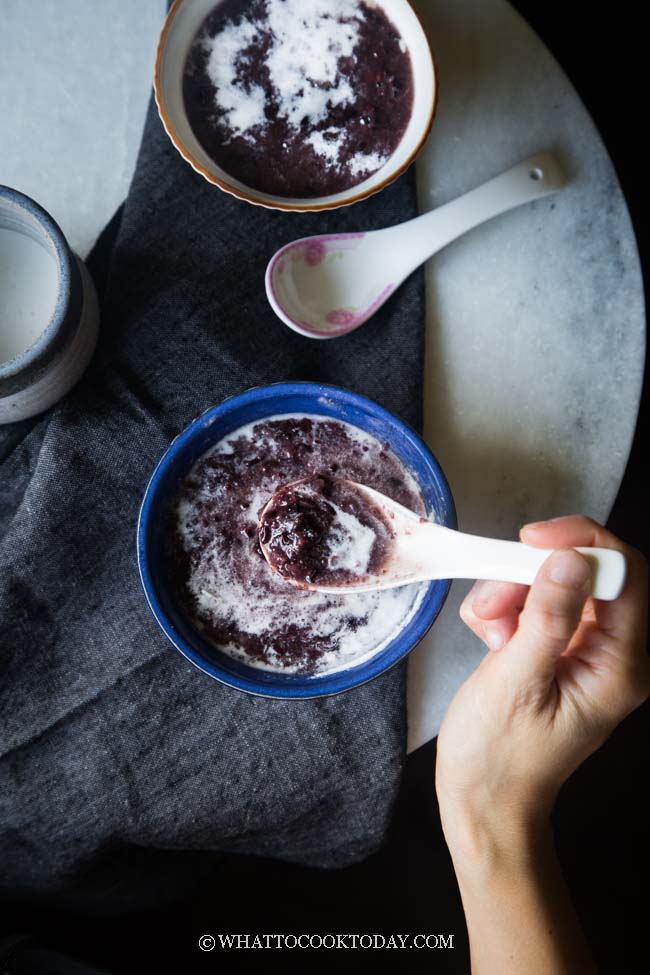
(0, 81, 425, 907)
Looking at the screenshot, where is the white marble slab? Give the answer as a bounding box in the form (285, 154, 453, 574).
(408, 0, 645, 751)
(0, 0, 166, 257)
(0, 0, 644, 753)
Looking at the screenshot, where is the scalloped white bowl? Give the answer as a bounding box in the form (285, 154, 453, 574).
(154, 0, 437, 212)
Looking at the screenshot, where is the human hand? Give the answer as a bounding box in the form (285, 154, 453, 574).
(436, 516, 649, 853)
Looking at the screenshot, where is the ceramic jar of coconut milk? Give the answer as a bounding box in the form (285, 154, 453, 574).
(0, 185, 99, 424)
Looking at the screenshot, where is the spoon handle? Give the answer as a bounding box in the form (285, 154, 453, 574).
(387, 152, 566, 277)
(410, 525, 626, 601)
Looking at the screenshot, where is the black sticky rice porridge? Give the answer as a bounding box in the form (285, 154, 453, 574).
(182, 0, 414, 197)
(258, 475, 395, 587)
(166, 415, 427, 674)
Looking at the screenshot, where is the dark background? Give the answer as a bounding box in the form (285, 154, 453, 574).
(3, 1, 648, 972)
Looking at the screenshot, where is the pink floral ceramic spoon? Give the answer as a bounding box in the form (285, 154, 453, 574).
(265, 152, 565, 339)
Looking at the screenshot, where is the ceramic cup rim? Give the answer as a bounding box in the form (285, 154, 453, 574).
(0, 185, 81, 392)
(136, 382, 457, 699)
(153, 0, 438, 212)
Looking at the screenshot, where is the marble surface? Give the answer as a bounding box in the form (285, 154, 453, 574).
(0, 0, 165, 257)
(0, 0, 644, 752)
(408, 0, 645, 750)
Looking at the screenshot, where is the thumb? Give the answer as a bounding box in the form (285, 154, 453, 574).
(504, 549, 592, 684)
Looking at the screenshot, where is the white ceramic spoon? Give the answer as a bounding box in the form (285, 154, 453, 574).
(265, 151, 566, 339)
(259, 480, 626, 600)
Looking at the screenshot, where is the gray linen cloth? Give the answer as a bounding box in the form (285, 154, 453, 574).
(0, 90, 425, 906)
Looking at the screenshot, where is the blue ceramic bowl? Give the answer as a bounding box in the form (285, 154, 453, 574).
(137, 383, 456, 698)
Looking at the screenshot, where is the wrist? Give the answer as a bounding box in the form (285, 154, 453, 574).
(438, 788, 554, 881)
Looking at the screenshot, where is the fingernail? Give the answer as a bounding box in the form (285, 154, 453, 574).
(485, 624, 505, 651)
(524, 517, 567, 531)
(547, 550, 591, 590)
(472, 580, 495, 608)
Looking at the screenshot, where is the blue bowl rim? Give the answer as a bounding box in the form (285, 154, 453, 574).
(137, 382, 457, 698)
